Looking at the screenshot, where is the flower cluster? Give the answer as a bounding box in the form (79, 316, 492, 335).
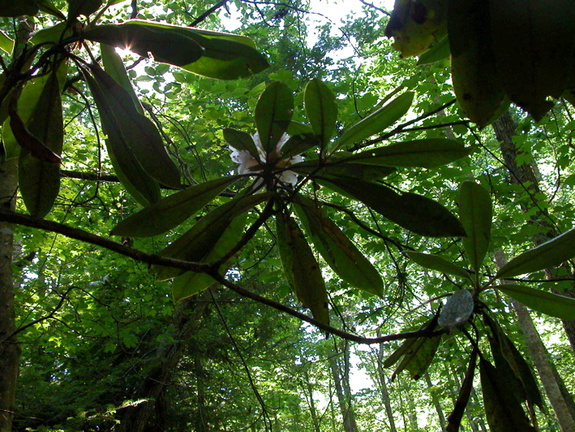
(230, 133, 303, 187)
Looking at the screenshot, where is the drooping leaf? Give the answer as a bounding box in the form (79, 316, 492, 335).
(345, 138, 470, 168)
(276, 211, 329, 325)
(383, 316, 439, 369)
(87, 64, 181, 188)
(0, 0, 39, 17)
(223, 128, 259, 160)
(154, 193, 271, 280)
(254, 81, 294, 153)
(334, 92, 414, 150)
(385, 0, 448, 58)
(320, 176, 465, 237)
(392, 335, 442, 380)
(494, 284, 575, 321)
(83, 68, 161, 205)
(458, 181, 492, 273)
(449, 0, 507, 128)
(406, 251, 471, 280)
(83, 20, 269, 80)
(17, 69, 63, 217)
(304, 79, 338, 147)
(100, 43, 143, 114)
(172, 212, 248, 301)
(294, 195, 383, 296)
(480, 357, 537, 432)
(111, 176, 242, 237)
(496, 228, 575, 278)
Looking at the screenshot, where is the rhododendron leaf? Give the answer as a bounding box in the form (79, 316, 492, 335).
(223, 128, 259, 159)
(255, 81, 294, 153)
(304, 78, 337, 147)
(494, 284, 575, 321)
(111, 176, 242, 237)
(459, 181, 492, 272)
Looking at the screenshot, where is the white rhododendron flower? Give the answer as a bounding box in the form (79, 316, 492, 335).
(230, 132, 303, 186)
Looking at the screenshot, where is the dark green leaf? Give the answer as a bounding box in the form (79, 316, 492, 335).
(67, 0, 102, 19)
(334, 92, 414, 150)
(320, 177, 465, 237)
(345, 138, 470, 168)
(276, 211, 329, 325)
(31, 23, 71, 46)
(480, 358, 537, 432)
(279, 133, 320, 160)
(0, 0, 39, 17)
(83, 68, 161, 205)
(154, 193, 271, 280)
(292, 159, 395, 181)
(172, 212, 248, 301)
(304, 79, 337, 147)
(223, 128, 259, 160)
(100, 43, 143, 113)
(418, 36, 450, 64)
(88, 64, 181, 188)
(406, 251, 471, 280)
(294, 195, 383, 296)
(37, 0, 66, 19)
(255, 81, 294, 153)
(495, 284, 575, 321)
(459, 181, 492, 272)
(438, 290, 474, 331)
(111, 176, 241, 237)
(18, 69, 63, 217)
(496, 228, 575, 278)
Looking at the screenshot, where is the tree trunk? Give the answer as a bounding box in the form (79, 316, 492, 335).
(495, 250, 575, 431)
(302, 368, 322, 432)
(116, 292, 210, 432)
(0, 158, 20, 432)
(328, 341, 360, 432)
(424, 373, 446, 431)
(492, 111, 575, 351)
(374, 345, 398, 432)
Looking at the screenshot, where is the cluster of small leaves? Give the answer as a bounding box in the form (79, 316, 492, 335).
(386, 0, 575, 126)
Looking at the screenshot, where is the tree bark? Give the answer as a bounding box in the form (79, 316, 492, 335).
(424, 373, 446, 431)
(0, 158, 20, 432)
(492, 110, 575, 351)
(328, 341, 360, 432)
(374, 344, 398, 432)
(495, 250, 575, 431)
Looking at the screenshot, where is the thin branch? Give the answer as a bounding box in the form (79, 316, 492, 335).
(191, 0, 230, 26)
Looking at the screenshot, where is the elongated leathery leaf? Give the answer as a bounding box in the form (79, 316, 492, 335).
(89, 64, 181, 188)
(154, 193, 271, 280)
(255, 81, 294, 153)
(334, 92, 413, 151)
(83, 69, 160, 205)
(67, 0, 102, 20)
(496, 228, 575, 278)
(292, 159, 395, 181)
(392, 335, 442, 380)
(223, 128, 260, 160)
(406, 251, 471, 280)
(321, 177, 465, 237)
(101, 43, 143, 114)
(480, 357, 537, 432)
(0, 0, 39, 17)
(304, 79, 337, 148)
(276, 211, 329, 325)
(111, 176, 242, 237)
(83, 21, 269, 80)
(294, 196, 383, 296)
(459, 181, 492, 273)
(494, 284, 575, 321)
(345, 138, 470, 168)
(172, 212, 248, 301)
(18, 69, 63, 217)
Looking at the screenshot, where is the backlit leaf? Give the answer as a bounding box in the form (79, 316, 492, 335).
(101, 43, 143, 114)
(406, 251, 471, 280)
(0, 0, 39, 17)
(320, 176, 465, 237)
(496, 228, 575, 278)
(495, 284, 575, 321)
(459, 181, 492, 272)
(223, 128, 259, 160)
(276, 211, 329, 325)
(295, 196, 383, 296)
(255, 81, 294, 153)
(0, 30, 13, 54)
(67, 0, 102, 20)
(304, 79, 337, 147)
(335, 92, 414, 150)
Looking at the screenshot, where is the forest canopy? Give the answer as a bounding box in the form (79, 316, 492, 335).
(1, 0, 575, 431)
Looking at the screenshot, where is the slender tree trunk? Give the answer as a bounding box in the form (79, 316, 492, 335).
(424, 373, 447, 431)
(302, 368, 322, 432)
(328, 341, 360, 432)
(495, 250, 575, 432)
(374, 345, 398, 432)
(492, 111, 575, 351)
(0, 158, 19, 432)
